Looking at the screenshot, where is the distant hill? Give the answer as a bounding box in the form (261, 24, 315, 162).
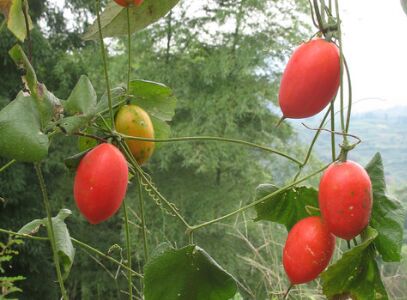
(290, 106, 407, 189)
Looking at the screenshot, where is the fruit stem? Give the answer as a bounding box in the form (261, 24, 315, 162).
(95, 0, 115, 131)
(126, 7, 132, 92)
(34, 163, 69, 300)
(276, 116, 286, 128)
(283, 285, 293, 299)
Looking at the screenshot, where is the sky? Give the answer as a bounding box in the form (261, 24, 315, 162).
(54, 0, 407, 113)
(340, 0, 407, 112)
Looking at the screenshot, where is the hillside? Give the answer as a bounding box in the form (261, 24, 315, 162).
(291, 106, 407, 189)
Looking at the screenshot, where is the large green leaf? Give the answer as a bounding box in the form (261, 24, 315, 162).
(63, 75, 97, 115)
(144, 245, 237, 300)
(321, 227, 388, 300)
(18, 209, 75, 280)
(402, 0, 407, 16)
(0, 93, 49, 162)
(58, 76, 98, 134)
(9, 45, 62, 128)
(83, 0, 180, 40)
(254, 185, 319, 231)
(0, 0, 33, 41)
(128, 80, 176, 121)
(365, 153, 405, 262)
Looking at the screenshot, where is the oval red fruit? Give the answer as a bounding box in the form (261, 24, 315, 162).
(319, 160, 373, 240)
(283, 216, 335, 284)
(74, 143, 128, 224)
(279, 38, 340, 119)
(114, 0, 143, 7)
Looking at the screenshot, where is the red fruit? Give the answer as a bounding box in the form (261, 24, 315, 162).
(283, 216, 335, 284)
(74, 143, 128, 224)
(279, 38, 340, 119)
(319, 160, 373, 240)
(114, 0, 144, 7)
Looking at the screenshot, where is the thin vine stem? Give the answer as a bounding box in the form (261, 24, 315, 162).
(335, 0, 347, 146)
(34, 163, 68, 300)
(127, 7, 132, 91)
(0, 159, 16, 173)
(330, 103, 336, 161)
(96, 0, 115, 130)
(293, 107, 331, 181)
(137, 173, 149, 261)
(116, 133, 302, 166)
(122, 200, 133, 299)
(343, 57, 353, 134)
(189, 163, 331, 232)
(0, 228, 143, 278)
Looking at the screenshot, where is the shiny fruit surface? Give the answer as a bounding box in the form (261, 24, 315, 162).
(283, 216, 335, 284)
(279, 38, 340, 119)
(74, 143, 128, 224)
(319, 160, 373, 240)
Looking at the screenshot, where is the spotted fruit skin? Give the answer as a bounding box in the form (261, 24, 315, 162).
(279, 38, 340, 119)
(115, 104, 155, 165)
(74, 143, 129, 224)
(114, 0, 144, 7)
(319, 160, 373, 240)
(283, 216, 335, 284)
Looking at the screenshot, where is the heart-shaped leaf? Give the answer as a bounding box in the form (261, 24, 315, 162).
(63, 75, 97, 116)
(144, 245, 237, 300)
(365, 153, 405, 262)
(321, 227, 388, 299)
(83, 0, 180, 40)
(0, 92, 49, 162)
(254, 185, 319, 231)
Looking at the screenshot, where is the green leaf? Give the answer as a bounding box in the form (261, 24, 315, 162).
(52, 209, 75, 280)
(144, 245, 237, 300)
(365, 153, 406, 262)
(402, 0, 407, 16)
(58, 76, 98, 134)
(6, 0, 33, 41)
(151, 117, 170, 140)
(95, 87, 126, 114)
(321, 227, 388, 300)
(254, 185, 319, 231)
(0, 93, 49, 162)
(63, 75, 97, 115)
(17, 209, 75, 280)
(128, 80, 176, 122)
(17, 219, 44, 235)
(58, 115, 93, 135)
(9, 45, 62, 128)
(83, 0, 180, 40)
